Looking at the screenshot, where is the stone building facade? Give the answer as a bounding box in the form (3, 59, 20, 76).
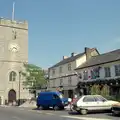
(48, 48, 99, 98)
(0, 18, 31, 105)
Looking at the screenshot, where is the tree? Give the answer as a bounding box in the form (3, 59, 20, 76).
(91, 84, 100, 95)
(22, 63, 47, 91)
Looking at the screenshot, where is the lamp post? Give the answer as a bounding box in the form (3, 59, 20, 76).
(18, 71, 21, 106)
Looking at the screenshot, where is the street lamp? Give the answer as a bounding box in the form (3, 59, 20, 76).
(18, 71, 21, 106)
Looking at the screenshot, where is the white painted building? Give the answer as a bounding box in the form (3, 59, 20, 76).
(75, 49, 120, 82)
(48, 48, 99, 98)
(75, 49, 120, 96)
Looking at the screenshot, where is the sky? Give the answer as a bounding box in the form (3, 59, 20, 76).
(0, 0, 120, 68)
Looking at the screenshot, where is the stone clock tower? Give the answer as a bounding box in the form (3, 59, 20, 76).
(0, 18, 31, 105)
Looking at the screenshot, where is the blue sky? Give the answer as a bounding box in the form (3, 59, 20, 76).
(0, 0, 120, 68)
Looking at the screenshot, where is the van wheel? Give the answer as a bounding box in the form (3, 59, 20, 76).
(37, 105, 40, 109)
(54, 105, 59, 110)
(39, 106, 43, 110)
(80, 109, 88, 115)
(60, 106, 64, 110)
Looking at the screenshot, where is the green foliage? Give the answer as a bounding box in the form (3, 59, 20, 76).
(90, 84, 120, 101)
(100, 84, 109, 97)
(22, 63, 47, 90)
(91, 84, 109, 97)
(91, 85, 100, 95)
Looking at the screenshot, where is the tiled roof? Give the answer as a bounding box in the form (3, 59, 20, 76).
(76, 49, 120, 70)
(50, 52, 85, 68)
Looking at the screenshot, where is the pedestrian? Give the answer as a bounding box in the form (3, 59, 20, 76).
(70, 95, 78, 111)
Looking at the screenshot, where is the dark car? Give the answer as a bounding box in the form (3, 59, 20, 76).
(112, 103, 120, 115)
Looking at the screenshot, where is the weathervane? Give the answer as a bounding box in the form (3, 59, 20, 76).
(12, 2, 15, 21)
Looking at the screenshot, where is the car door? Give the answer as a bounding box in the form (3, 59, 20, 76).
(51, 94, 61, 107)
(94, 96, 109, 110)
(82, 96, 98, 111)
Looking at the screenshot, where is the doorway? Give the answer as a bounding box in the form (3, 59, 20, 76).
(68, 90, 73, 98)
(8, 89, 16, 103)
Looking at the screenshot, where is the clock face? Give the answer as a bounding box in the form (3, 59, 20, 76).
(9, 43, 19, 52)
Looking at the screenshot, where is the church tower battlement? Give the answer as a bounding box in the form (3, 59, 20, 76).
(0, 17, 28, 30)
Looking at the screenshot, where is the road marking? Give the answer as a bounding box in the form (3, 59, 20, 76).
(61, 115, 112, 120)
(20, 108, 24, 110)
(28, 109, 43, 114)
(26, 109, 111, 120)
(12, 116, 21, 120)
(28, 110, 36, 112)
(27, 110, 55, 115)
(36, 111, 43, 113)
(45, 112, 55, 115)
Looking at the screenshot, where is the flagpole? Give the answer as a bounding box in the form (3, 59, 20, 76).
(12, 2, 15, 21)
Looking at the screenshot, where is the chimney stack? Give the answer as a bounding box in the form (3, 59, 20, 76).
(63, 56, 68, 60)
(85, 47, 96, 60)
(71, 52, 77, 57)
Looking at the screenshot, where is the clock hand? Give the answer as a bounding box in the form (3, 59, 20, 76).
(11, 47, 17, 51)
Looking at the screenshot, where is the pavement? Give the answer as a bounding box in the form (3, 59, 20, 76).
(19, 99, 36, 108)
(0, 106, 120, 120)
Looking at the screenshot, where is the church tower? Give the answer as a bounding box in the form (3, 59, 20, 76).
(0, 18, 31, 105)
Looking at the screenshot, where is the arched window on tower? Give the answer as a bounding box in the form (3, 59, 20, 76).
(9, 71, 17, 81)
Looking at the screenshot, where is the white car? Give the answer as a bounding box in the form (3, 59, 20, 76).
(72, 95, 119, 115)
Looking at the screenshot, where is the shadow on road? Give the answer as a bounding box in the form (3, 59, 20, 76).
(105, 113, 120, 117)
(32, 108, 53, 110)
(68, 111, 80, 115)
(68, 111, 112, 116)
(32, 108, 64, 111)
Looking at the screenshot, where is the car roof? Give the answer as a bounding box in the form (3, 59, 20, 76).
(82, 95, 102, 97)
(40, 91, 60, 95)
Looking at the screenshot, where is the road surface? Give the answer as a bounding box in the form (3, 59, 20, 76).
(0, 106, 120, 120)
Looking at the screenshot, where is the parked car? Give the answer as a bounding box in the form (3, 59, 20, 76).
(37, 91, 68, 110)
(112, 103, 120, 115)
(72, 95, 119, 115)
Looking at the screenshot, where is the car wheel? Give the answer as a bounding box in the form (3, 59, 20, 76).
(54, 105, 59, 110)
(112, 111, 119, 116)
(80, 109, 88, 115)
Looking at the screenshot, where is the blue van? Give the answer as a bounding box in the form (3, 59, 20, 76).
(37, 91, 68, 110)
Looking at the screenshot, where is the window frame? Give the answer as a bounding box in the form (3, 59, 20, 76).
(115, 65, 120, 76)
(83, 71, 88, 80)
(52, 69, 55, 75)
(53, 79, 55, 87)
(83, 96, 96, 102)
(91, 70, 96, 79)
(104, 67, 111, 77)
(68, 63, 71, 71)
(95, 96, 107, 102)
(68, 76, 72, 85)
(59, 66, 62, 73)
(9, 71, 17, 81)
(60, 78, 63, 86)
(12, 29, 17, 40)
(53, 94, 59, 99)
